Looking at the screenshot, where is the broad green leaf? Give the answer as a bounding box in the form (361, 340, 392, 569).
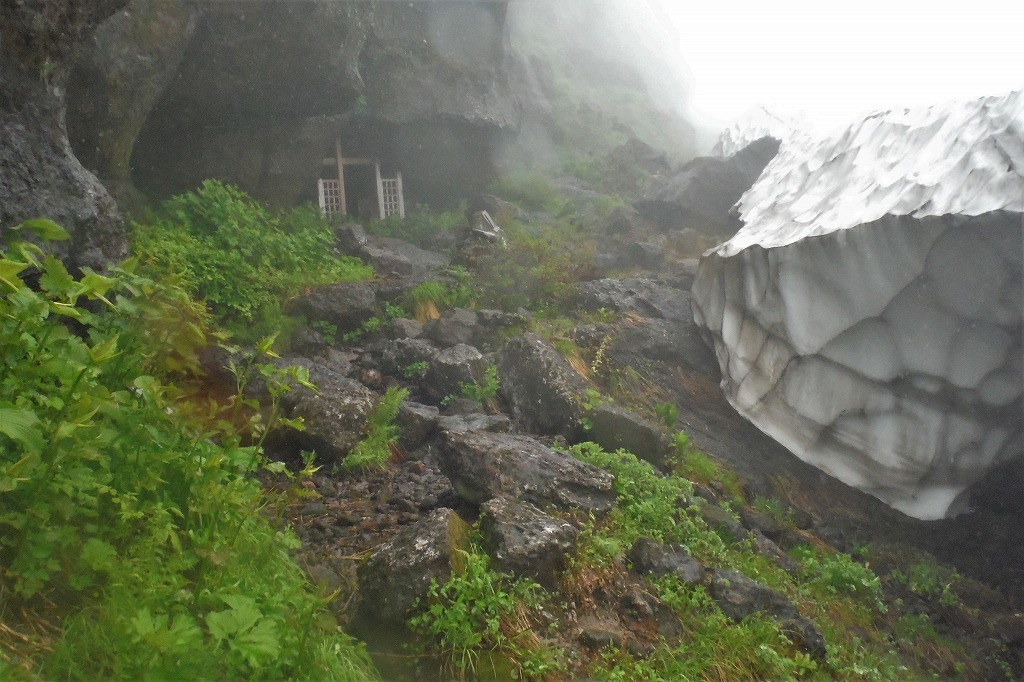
(77, 270, 115, 301)
(18, 218, 70, 242)
(89, 335, 120, 364)
(0, 407, 43, 454)
(39, 256, 75, 297)
(80, 538, 117, 571)
(0, 258, 29, 291)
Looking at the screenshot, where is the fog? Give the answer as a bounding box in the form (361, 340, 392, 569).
(656, 0, 1024, 148)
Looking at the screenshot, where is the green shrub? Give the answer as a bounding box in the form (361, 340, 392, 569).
(0, 222, 377, 680)
(364, 204, 467, 248)
(132, 180, 373, 342)
(409, 547, 556, 680)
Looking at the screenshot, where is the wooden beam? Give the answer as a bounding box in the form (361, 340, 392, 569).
(335, 137, 347, 216)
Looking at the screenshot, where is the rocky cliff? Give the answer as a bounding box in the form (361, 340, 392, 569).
(66, 0, 695, 215)
(1, 0, 128, 268)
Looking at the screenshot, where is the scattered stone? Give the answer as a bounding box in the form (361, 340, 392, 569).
(739, 507, 788, 542)
(628, 538, 706, 584)
(423, 344, 488, 403)
(577, 616, 627, 651)
(334, 223, 369, 254)
(356, 508, 470, 625)
(587, 404, 673, 467)
(497, 333, 589, 440)
(478, 497, 578, 588)
(710, 569, 826, 659)
(437, 430, 615, 514)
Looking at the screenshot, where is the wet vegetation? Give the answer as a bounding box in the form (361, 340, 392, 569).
(2, 163, 1020, 680)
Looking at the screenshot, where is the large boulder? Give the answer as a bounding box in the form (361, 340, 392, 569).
(636, 137, 780, 236)
(576, 278, 689, 321)
(710, 569, 826, 659)
(497, 333, 590, 440)
(587, 404, 673, 467)
(478, 497, 579, 588)
(356, 508, 470, 624)
(286, 281, 378, 335)
(693, 91, 1024, 520)
(1, 0, 128, 268)
(265, 357, 377, 466)
(437, 430, 615, 514)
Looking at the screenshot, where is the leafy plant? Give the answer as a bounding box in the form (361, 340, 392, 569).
(653, 401, 679, 429)
(409, 547, 554, 680)
(132, 180, 373, 343)
(443, 365, 501, 412)
(402, 361, 429, 379)
(344, 387, 409, 471)
(0, 221, 378, 680)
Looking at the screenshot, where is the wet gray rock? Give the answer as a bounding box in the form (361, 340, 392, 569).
(423, 344, 488, 403)
(698, 502, 747, 542)
(577, 278, 687, 320)
(628, 538, 706, 584)
(587, 404, 673, 467)
(397, 402, 440, 452)
(437, 430, 614, 514)
(391, 317, 424, 339)
(497, 333, 589, 440)
(379, 338, 438, 379)
(636, 137, 780, 235)
(265, 357, 377, 466)
(478, 497, 578, 588)
(750, 530, 800, 576)
(710, 569, 826, 659)
(334, 223, 369, 254)
(437, 413, 511, 435)
(357, 508, 470, 624)
(424, 308, 479, 347)
(359, 236, 450, 277)
(286, 281, 377, 335)
(608, 317, 720, 376)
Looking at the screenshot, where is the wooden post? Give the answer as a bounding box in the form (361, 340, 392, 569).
(375, 160, 384, 219)
(396, 172, 405, 218)
(335, 137, 347, 216)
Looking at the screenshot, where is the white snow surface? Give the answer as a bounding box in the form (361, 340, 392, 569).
(711, 105, 811, 158)
(716, 90, 1024, 257)
(693, 91, 1024, 520)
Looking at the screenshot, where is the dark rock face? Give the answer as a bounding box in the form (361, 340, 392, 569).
(587, 404, 672, 467)
(66, 0, 198, 213)
(356, 508, 469, 624)
(498, 333, 589, 440)
(710, 569, 826, 659)
(286, 281, 378, 335)
(74, 0, 518, 208)
(1, 0, 129, 269)
(479, 497, 578, 588)
(437, 430, 615, 514)
(609, 317, 720, 376)
(636, 136, 780, 235)
(628, 538, 705, 584)
(380, 338, 438, 380)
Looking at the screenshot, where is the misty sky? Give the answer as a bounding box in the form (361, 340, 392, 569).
(661, 0, 1024, 133)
